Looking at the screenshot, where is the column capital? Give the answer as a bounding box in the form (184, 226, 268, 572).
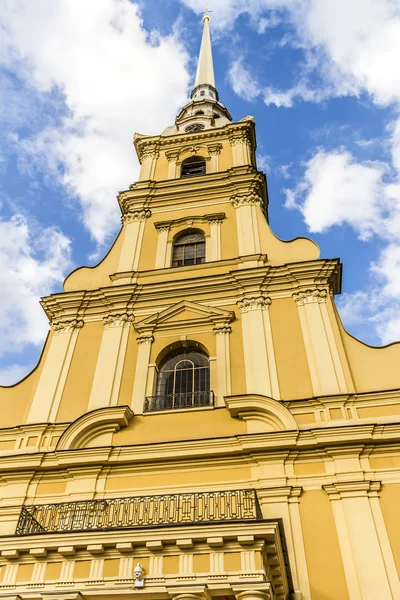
(231, 192, 263, 208)
(103, 313, 134, 329)
(141, 148, 159, 160)
(52, 319, 84, 335)
(323, 480, 381, 500)
(122, 209, 151, 224)
(229, 132, 252, 147)
(165, 149, 180, 163)
(237, 296, 271, 312)
(233, 588, 272, 600)
(292, 288, 328, 306)
(207, 142, 222, 155)
(213, 325, 232, 335)
(136, 334, 154, 345)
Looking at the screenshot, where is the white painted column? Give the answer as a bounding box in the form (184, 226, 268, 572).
(27, 320, 84, 424)
(88, 314, 134, 412)
(166, 150, 180, 179)
(89, 559, 104, 582)
(207, 143, 222, 173)
(258, 487, 311, 600)
(238, 297, 280, 399)
(60, 561, 75, 583)
(293, 289, 348, 396)
(138, 150, 159, 181)
(131, 335, 154, 414)
(213, 325, 232, 406)
(118, 209, 151, 273)
(229, 133, 253, 166)
(324, 481, 394, 600)
(118, 557, 133, 580)
(232, 195, 262, 256)
(155, 226, 171, 268)
(207, 217, 222, 261)
(179, 554, 193, 576)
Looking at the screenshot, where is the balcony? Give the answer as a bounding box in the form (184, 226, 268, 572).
(16, 489, 262, 536)
(144, 390, 214, 413)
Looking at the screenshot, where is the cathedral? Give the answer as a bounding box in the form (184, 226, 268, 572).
(1, 13, 400, 600)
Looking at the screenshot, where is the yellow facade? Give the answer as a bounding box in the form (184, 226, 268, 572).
(1, 15, 400, 600)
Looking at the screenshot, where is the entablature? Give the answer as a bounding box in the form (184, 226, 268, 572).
(118, 167, 265, 215)
(40, 259, 341, 325)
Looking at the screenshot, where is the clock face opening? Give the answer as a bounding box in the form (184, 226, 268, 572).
(185, 123, 206, 133)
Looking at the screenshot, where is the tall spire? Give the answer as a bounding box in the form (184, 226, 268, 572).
(190, 9, 219, 103)
(194, 11, 215, 89)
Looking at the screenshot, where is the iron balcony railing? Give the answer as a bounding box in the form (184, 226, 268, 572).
(16, 489, 262, 535)
(144, 390, 214, 413)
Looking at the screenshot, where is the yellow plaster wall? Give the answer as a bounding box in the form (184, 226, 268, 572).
(103, 558, 120, 578)
(56, 321, 104, 423)
(224, 552, 241, 571)
(113, 407, 246, 446)
(45, 562, 62, 581)
(118, 327, 139, 406)
(153, 154, 169, 181)
(137, 217, 163, 272)
(63, 227, 124, 292)
(258, 216, 320, 265)
(339, 326, 400, 393)
(379, 483, 400, 577)
(16, 563, 34, 583)
(105, 464, 251, 491)
(270, 298, 313, 400)
(163, 555, 179, 574)
(36, 479, 67, 496)
(74, 560, 91, 579)
(220, 205, 239, 260)
(0, 332, 51, 428)
(230, 318, 247, 395)
(299, 490, 349, 600)
(193, 553, 210, 573)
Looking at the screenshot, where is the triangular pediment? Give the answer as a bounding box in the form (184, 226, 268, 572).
(134, 301, 235, 334)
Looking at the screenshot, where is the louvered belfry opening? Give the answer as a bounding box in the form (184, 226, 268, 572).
(181, 156, 206, 177)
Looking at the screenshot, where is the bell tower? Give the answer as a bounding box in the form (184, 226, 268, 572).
(1, 12, 400, 600)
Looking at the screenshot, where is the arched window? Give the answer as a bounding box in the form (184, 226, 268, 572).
(172, 231, 205, 267)
(145, 347, 212, 412)
(181, 156, 206, 177)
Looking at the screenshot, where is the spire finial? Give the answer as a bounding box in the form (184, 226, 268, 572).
(202, 2, 212, 22)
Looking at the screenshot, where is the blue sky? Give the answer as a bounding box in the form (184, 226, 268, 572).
(1, 0, 400, 384)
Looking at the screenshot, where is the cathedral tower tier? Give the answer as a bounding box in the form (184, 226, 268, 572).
(1, 14, 400, 600)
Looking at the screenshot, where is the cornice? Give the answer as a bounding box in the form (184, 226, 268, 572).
(40, 259, 341, 324)
(133, 119, 255, 164)
(0, 422, 400, 475)
(118, 166, 264, 214)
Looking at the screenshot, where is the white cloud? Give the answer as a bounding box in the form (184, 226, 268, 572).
(286, 119, 400, 344)
(0, 0, 190, 246)
(285, 151, 389, 239)
(0, 363, 33, 386)
(0, 213, 72, 384)
(227, 58, 260, 101)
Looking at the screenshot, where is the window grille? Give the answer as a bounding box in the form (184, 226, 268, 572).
(146, 347, 211, 412)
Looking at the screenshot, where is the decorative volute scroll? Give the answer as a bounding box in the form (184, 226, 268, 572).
(56, 406, 134, 451)
(225, 394, 298, 434)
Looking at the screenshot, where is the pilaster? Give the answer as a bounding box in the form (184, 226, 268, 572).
(118, 209, 151, 273)
(207, 143, 222, 173)
(231, 192, 262, 256)
(292, 288, 348, 396)
(155, 225, 171, 269)
(139, 149, 159, 181)
(131, 334, 154, 413)
(26, 319, 84, 424)
(229, 132, 253, 167)
(213, 326, 232, 406)
(323, 480, 395, 600)
(88, 313, 134, 412)
(237, 297, 279, 399)
(206, 216, 223, 261)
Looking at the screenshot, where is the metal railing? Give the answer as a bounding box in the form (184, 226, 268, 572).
(144, 390, 214, 413)
(16, 489, 262, 535)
